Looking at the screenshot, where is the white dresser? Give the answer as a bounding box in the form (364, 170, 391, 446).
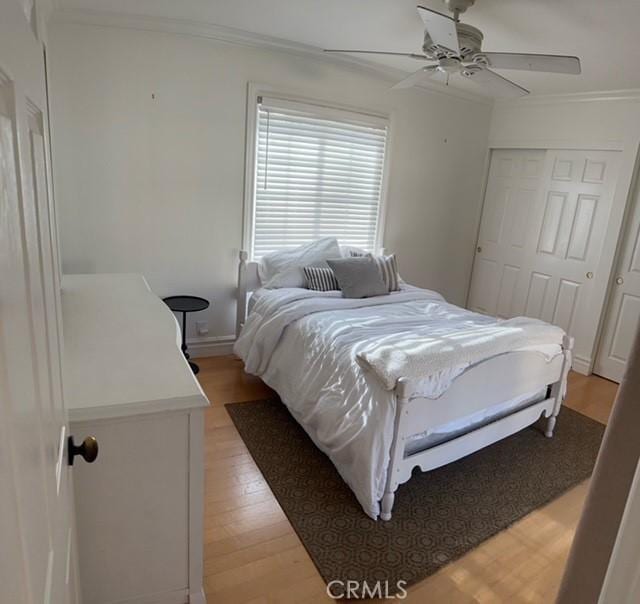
(61, 274, 209, 604)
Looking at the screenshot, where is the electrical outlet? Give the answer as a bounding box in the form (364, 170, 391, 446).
(196, 321, 209, 336)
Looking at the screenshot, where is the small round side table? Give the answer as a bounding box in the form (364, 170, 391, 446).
(163, 295, 210, 375)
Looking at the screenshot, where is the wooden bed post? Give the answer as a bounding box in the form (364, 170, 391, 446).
(546, 334, 574, 438)
(236, 250, 249, 338)
(381, 382, 411, 521)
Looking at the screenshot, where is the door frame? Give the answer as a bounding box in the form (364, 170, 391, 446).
(592, 152, 640, 381)
(466, 136, 640, 375)
(598, 456, 640, 603)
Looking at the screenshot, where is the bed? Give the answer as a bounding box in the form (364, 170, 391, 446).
(234, 250, 573, 521)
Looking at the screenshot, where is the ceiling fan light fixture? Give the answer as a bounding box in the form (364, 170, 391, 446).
(438, 57, 462, 73)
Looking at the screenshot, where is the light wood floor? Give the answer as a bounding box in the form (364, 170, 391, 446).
(197, 356, 618, 603)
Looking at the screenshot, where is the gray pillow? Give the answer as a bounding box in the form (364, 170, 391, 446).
(326, 257, 389, 299)
(349, 251, 400, 292)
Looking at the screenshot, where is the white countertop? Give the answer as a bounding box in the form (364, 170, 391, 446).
(62, 273, 209, 422)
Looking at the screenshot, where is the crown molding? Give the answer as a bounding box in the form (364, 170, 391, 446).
(49, 7, 492, 105)
(494, 88, 640, 107)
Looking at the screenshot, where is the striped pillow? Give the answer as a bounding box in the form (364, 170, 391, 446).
(349, 251, 400, 292)
(303, 266, 340, 291)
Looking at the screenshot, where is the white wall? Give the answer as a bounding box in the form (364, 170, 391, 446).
(490, 95, 640, 150)
(48, 21, 492, 349)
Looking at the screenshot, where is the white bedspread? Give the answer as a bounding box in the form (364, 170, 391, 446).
(234, 286, 564, 519)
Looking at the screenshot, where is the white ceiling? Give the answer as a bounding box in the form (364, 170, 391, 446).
(56, 0, 640, 96)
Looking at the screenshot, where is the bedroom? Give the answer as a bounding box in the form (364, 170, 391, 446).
(2, 0, 640, 602)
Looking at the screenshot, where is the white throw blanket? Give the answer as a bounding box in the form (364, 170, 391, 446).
(357, 315, 564, 390)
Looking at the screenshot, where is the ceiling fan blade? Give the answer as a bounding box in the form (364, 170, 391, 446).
(416, 5, 460, 55)
(461, 67, 529, 98)
(480, 52, 581, 74)
(323, 49, 429, 60)
(391, 65, 440, 90)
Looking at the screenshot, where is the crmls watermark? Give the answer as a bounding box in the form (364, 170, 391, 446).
(326, 580, 408, 600)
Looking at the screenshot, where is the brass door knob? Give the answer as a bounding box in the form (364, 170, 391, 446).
(68, 435, 99, 466)
(477, 246, 482, 253)
(616, 276, 624, 285)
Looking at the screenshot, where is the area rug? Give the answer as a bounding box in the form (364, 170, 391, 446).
(226, 399, 604, 596)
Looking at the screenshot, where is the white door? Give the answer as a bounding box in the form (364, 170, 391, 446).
(468, 148, 620, 372)
(467, 149, 546, 318)
(1, 1, 79, 603)
(594, 170, 640, 382)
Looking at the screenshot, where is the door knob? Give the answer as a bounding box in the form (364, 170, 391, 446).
(586, 271, 594, 279)
(68, 435, 99, 466)
(616, 276, 624, 285)
(477, 246, 482, 253)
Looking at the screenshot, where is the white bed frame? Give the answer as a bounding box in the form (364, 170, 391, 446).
(236, 251, 573, 520)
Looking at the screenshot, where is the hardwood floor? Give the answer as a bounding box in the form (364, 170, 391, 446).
(197, 356, 618, 603)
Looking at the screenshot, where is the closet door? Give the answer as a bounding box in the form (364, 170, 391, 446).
(468, 149, 545, 318)
(594, 174, 640, 382)
(469, 149, 620, 373)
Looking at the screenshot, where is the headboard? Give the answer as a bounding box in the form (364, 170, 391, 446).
(236, 250, 260, 337)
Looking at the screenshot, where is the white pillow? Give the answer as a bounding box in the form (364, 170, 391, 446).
(340, 244, 370, 258)
(259, 237, 342, 289)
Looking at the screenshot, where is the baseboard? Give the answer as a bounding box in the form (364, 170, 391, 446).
(187, 335, 235, 358)
(572, 355, 592, 376)
(96, 583, 204, 602)
(103, 588, 189, 604)
(189, 588, 206, 604)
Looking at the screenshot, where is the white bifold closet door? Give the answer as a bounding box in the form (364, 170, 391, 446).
(594, 172, 640, 382)
(468, 148, 619, 374)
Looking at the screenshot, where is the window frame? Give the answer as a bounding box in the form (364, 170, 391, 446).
(242, 83, 392, 259)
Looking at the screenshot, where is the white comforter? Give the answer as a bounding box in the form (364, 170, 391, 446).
(234, 286, 564, 519)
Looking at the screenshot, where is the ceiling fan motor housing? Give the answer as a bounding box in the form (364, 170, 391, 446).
(444, 0, 476, 14)
(422, 22, 483, 59)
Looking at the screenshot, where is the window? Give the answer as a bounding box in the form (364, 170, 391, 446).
(247, 95, 389, 259)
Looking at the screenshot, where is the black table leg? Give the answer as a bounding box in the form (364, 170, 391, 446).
(181, 311, 188, 358)
(180, 311, 199, 374)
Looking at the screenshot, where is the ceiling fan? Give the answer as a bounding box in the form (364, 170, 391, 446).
(324, 0, 581, 97)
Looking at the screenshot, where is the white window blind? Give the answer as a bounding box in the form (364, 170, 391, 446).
(251, 96, 388, 259)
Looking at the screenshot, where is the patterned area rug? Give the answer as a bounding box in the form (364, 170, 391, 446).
(226, 399, 604, 596)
